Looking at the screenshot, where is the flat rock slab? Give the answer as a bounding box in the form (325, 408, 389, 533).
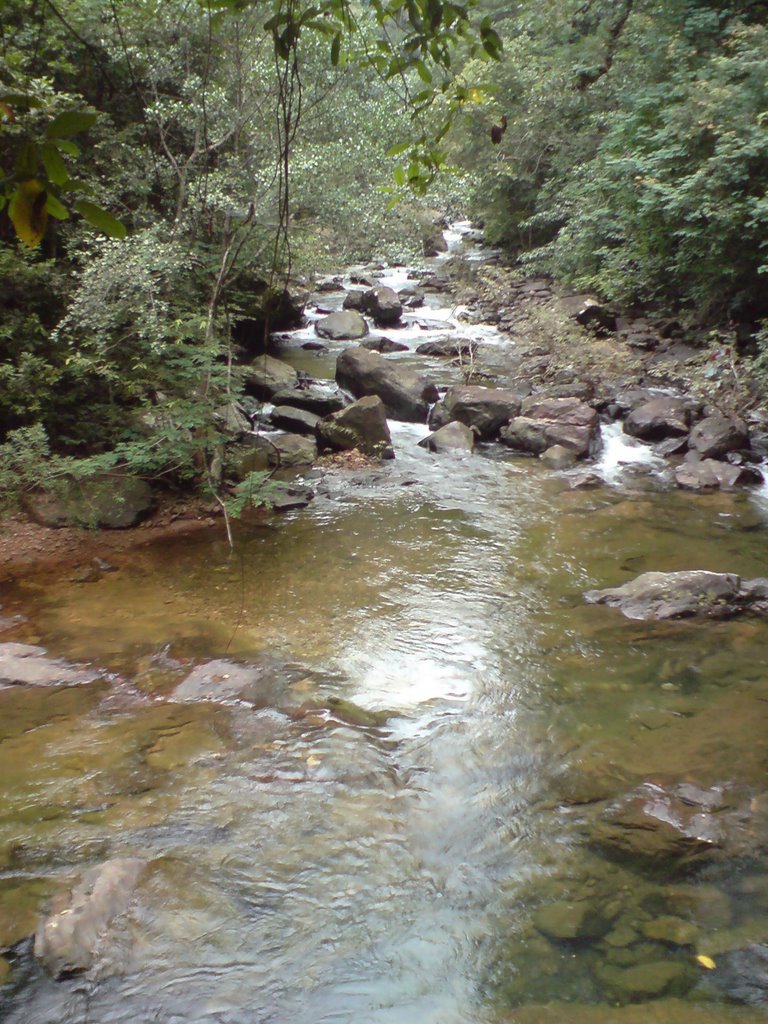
(35, 858, 148, 978)
(584, 570, 768, 620)
(171, 656, 312, 706)
(0, 643, 100, 687)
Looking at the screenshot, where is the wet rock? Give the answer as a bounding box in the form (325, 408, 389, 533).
(361, 336, 409, 354)
(172, 657, 287, 704)
(501, 397, 600, 459)
(270, 405, 321, 435)
(271, 482, 315, 511)
(540, 445, 579, 470)
(709, 944, 768, 1005)
(241, 355, 298, 400)
(315, 310, 369, 340)
(213, 401, 251, 435)
(624, 398, 694, 441)
(595, 960, 694, 1001)
(534, 901, 612, 942)
(265, 433, 317, 467)
(271, 383, 349, 416)
(654, 436, 689, 457)
(569, 471, 604, 489)
(675, 459, 761, 491)
(299, 696, 391, 728)
(336, 347, 437, 422)
(0, 643, 100, 688)
(342, 289, 366, 312)
(314, 275, 343, 292)
(35, 857, 148, 978)
(26, 475, 155, 529)
(399, 286, 424, 309)
(591, 781, 725, 869)
(572, 299, 617, 335)
(662, 883, 732, 929)
(418, 421, 475, 454)
(415, 337, 477, 357)
(428, 385, 524, 440)
(688, 412, 749, 459)
(584, 570, 763, 620)
(641, 916, 699, 947)
(301, 340, 327, 351)
(363, 286, 402, 326)
(423, 230, 448, 256)
(317, 395, 395, 459)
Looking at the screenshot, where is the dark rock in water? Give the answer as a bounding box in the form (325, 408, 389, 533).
(415, 337, 477, 357)
(35, 858, 148, 978)
(418, 421, 475, 454)
(399, 287, 424, 309)
(336, 347, 437, 422)
(270, 405, 321, 435)
(172, 657, 295, 704)
(624, 397, 695, 441)
(570, 471, 604, 489)
(429, 385, 524, 440)
(315, 275, 343, 292)
(591, 781, 725, 870)
(363, 286, 402, 326)
(584, 570, 768, 620)
(423, 230, 448, 256)
(317, 395, 395, 459)
(342, 289, 367, 312)
(688, 412, 749, 459)
(315, 310, 369, 340)
(675, 459, 761, 491)
(241, 354, 298, 400)
(500, 397, 600, 459)
(710, 944, 768, 1005)
(271, 483, 314, 511)
(654, 436, 689, 457)
(534, 901, 613, 942)
(361, 336, 409, 354)
(271, 383, 349, 416)
(302, 340, 327, 351)
(26, 475, 155, 529)
(0, 642, 100, 688)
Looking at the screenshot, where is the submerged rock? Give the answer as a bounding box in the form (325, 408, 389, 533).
(336, 347, 437, 422)
(584, 570, 768, 620)
(418, 421, 475, 454)
(35, 858, 148, 978)
(595, 960, 694, 1002)
(428, 385, 524, 440)
(317, 395, 395, 459)
(533, 901, 612, 942)
(0, 642, 99, 688)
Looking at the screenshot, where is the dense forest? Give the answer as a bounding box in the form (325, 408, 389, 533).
(1, 0, 766, 510)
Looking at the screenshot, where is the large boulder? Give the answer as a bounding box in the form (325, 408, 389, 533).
(241, 355, 298, 400)
(415, 337, 477, 357)
(361, 336, 409, 354)
(363, 286, 402, 326)
(315, 310, 369, 341)
(0, 642, 100, 687)
(317, 395, 395, 459)
(35, 858, 148, 978)
(341, 289, 366, 312)
(418, 421, 475, 454)
(624, 397, 695, 441)
(591, 781, 725, 870)
(688, 412, 749, 459)
(500, 396, 599, 459)
(26, 475, 155, 529)
(269, 405, 320, 435)
(235, 432, 316, 472)
(428, 385, 524, 440)
(271, 382, 349, 416)
(336, 347, 437, 422)
(675, 459, 762, 491)
(583, 570, 768, 620)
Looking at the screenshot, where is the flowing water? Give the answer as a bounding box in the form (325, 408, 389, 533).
(2, 228, 768, 1023)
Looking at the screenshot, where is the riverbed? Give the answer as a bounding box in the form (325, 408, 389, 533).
(1, 229, 767, 1023)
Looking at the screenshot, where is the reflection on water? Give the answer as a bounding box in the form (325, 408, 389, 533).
(3, 281, 768, 1022)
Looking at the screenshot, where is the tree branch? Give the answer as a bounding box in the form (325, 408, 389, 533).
(574, 0, 634, 92)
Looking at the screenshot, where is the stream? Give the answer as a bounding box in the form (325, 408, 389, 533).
(1, 226, 768, 1023)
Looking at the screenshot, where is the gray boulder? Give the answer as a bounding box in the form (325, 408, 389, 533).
(675, 459, 762, 491)
(342, 289, 366, 312)
(624, 397, 694, 440)
(428, 385, 524, 440)
(35, 858, 148, 978)
(241, 355, 298, 400)
(418, 421, 475, 454)
(315, 310, 369, 340)
(584, 570, 768, 620)
(269, 405, 320, 435)
(689, 412, 749, 459)
(361, 336, 409, 354)
(0, 642, 99, 687)
(415, 337, 477, 357)
(500, 397, 599, 459)
(317, 395, 395, 459)
(541, 445, 578, 470)
(336, 347, 437, 422)
(213, 401, 251, 436)
(271, 383, 349, 416)
(236, 432, 316, 471)
(363, 286, 402, 326)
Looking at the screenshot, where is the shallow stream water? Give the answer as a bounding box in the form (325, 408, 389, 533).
(1, 228, 768, 1023)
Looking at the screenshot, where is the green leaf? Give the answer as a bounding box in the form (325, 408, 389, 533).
(393, 165, 406, 187)
(386, 141, 412, 157)
(53, 139, 81, 157)
(415, 59, 432, 83)
(46, 110, 98, 139)
(15, 142, 38, 177)
(331, 32, 341, 66)
(45, 192, 69, 220)
(73, 200, 126, 239)
(41, 143, 69, 186)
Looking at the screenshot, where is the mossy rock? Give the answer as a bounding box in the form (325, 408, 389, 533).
(595, 959, 694, 1001)
(534, 900, 613, 942)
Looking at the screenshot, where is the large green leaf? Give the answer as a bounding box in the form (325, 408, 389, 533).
(73, 200, 127, 239)
(41, 143, 70, 187)
(46, 110, 98, 139)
